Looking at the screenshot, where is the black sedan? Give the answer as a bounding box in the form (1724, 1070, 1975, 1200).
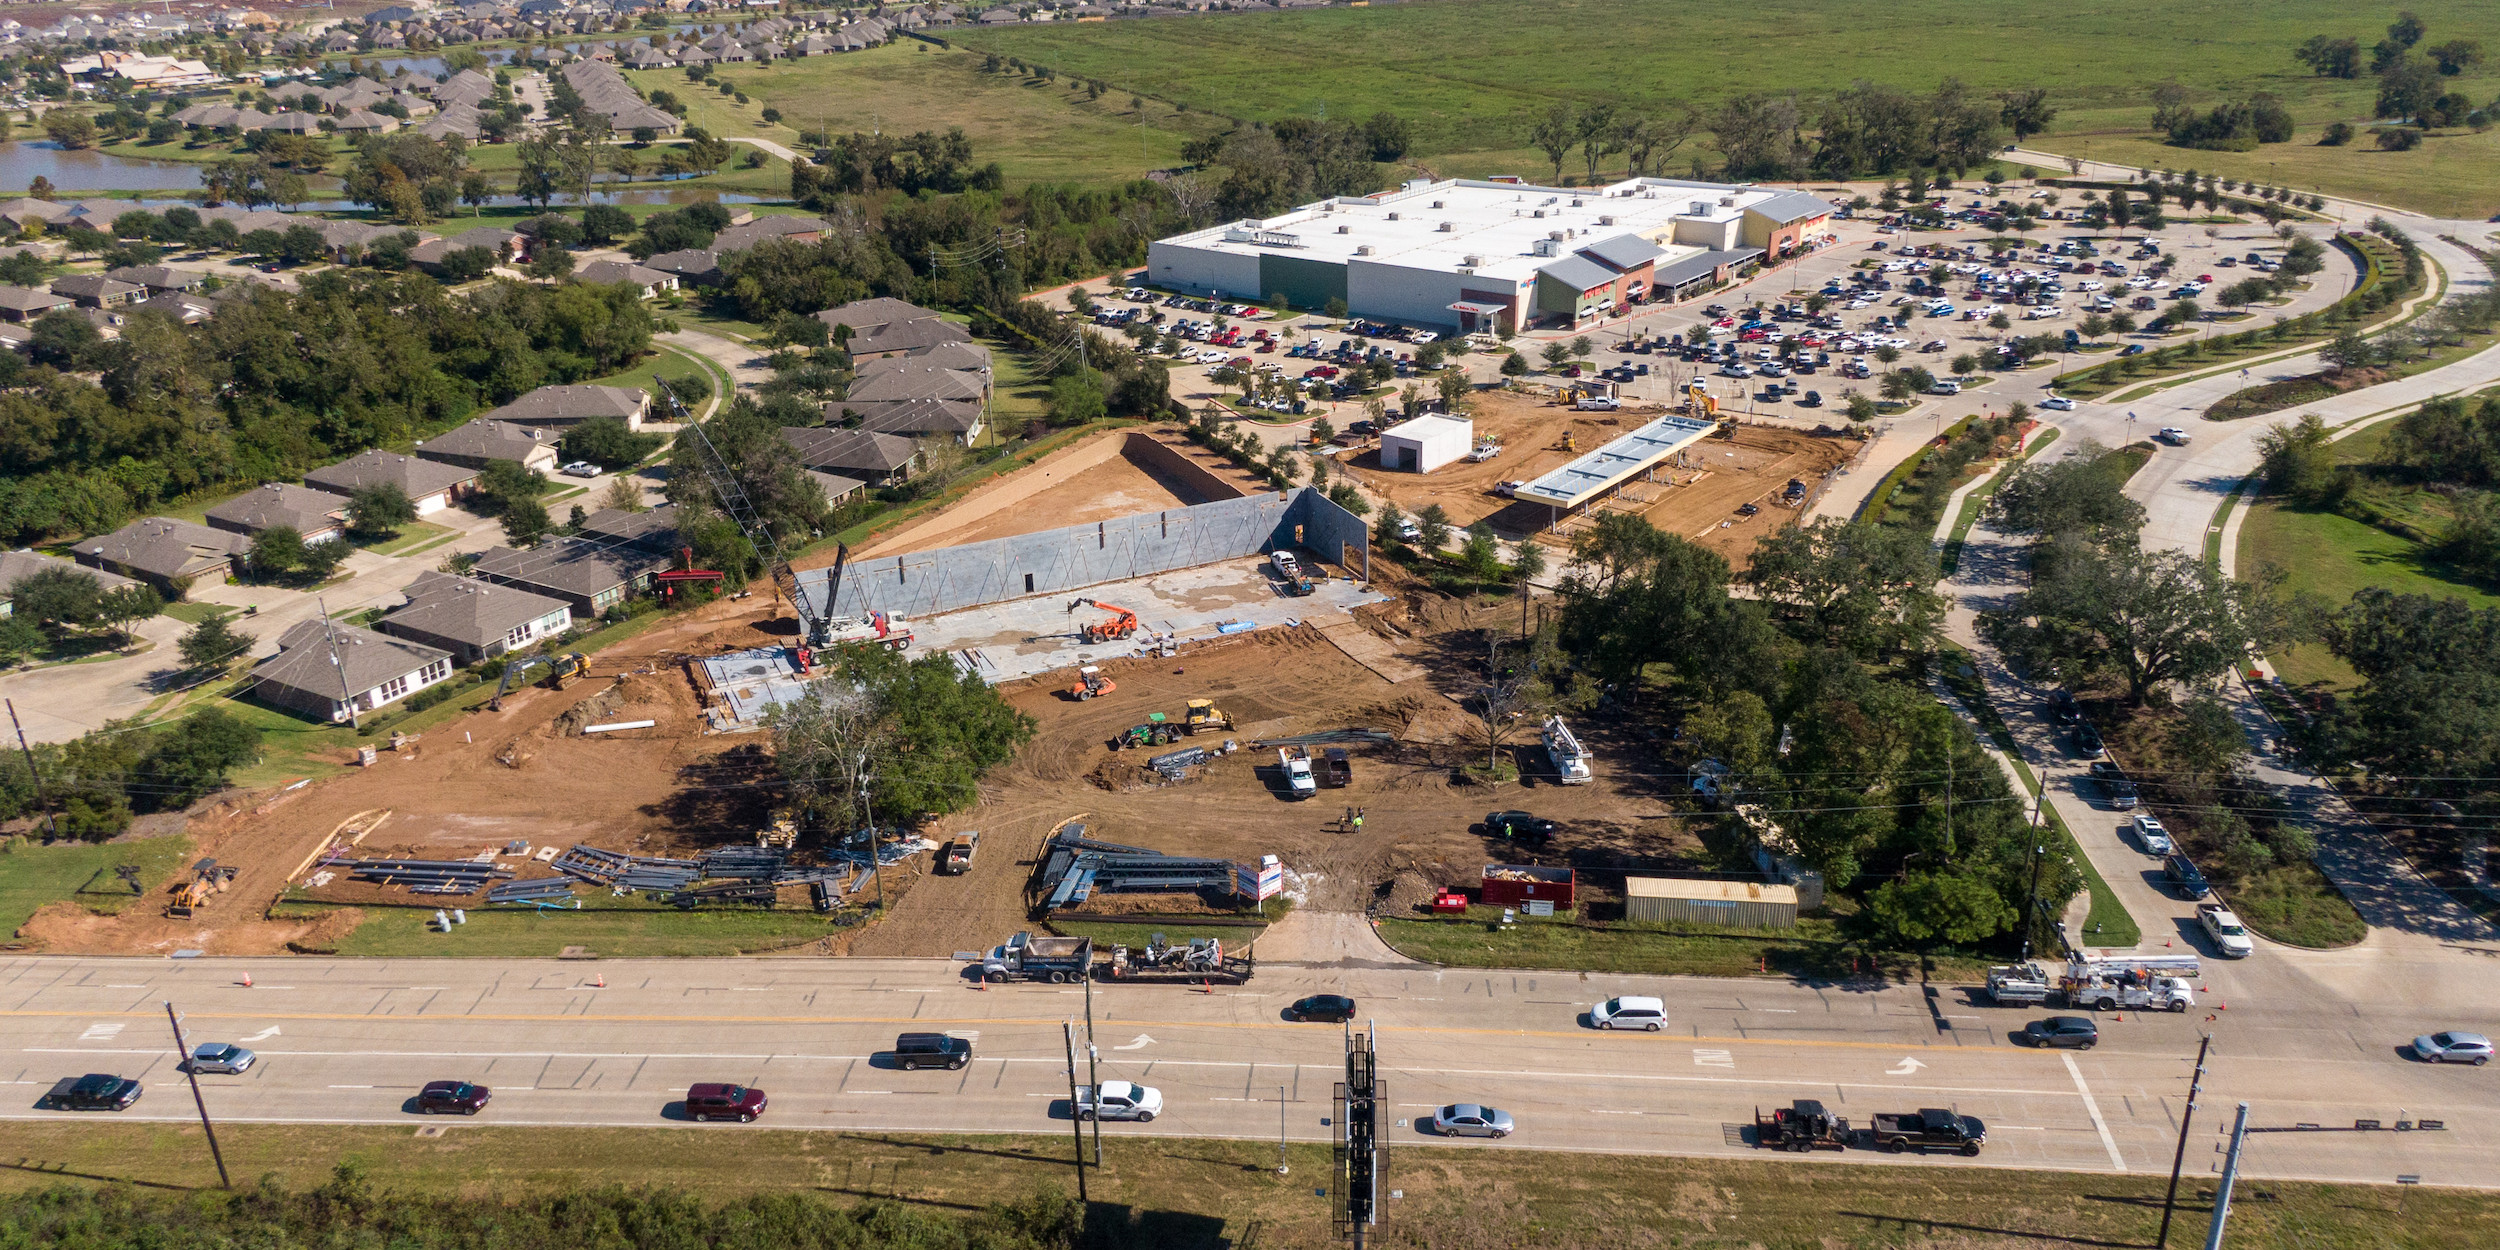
(1287, 995, 1357, 1023)
(2023, 1017, 2099, 1050)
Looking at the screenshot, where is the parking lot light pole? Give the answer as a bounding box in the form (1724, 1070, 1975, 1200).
(163, 1002, 231, 1190)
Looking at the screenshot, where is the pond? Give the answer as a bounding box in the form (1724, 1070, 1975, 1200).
(0, 141, 212, 193)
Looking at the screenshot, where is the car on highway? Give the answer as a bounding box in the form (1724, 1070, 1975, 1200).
(685, 1083, 767, 1122)
(891, 1032, 973, 1070)
(2411, 1031, 2494, 1065)
(2040, 396, 2075, 411)
(1286, 994, 1358, 1023)
(180, 1043, 256, 1075)
(2022, 1017, 2100, 1050)
(559, 461, 600, 478)
(1075, 1080, 1162, 1121)
(42, 1073, 143, 1111)
(1590, 995, 1668, 1031)
(1428, 1103, 1514, 1137)
(415, 1080, 492, 1115)
(2130, 812, 2173, 855)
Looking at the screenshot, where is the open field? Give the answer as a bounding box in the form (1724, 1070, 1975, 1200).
(2238, 496, 2497, 690)
(950, 0, 2500, 213)
(7, 1120, 2497, 1249)
(653, 40, 1226, 186)
(0, 835, 190, 938)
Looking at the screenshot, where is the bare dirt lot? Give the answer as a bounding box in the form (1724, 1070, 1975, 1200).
(1338, 392, 1857, 569)
(854, 428, 1272, 558)
(853, 599, 1705, 957)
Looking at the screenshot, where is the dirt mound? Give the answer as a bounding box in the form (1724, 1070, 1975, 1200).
(1374, 870, 1444, 917)
(1087, 757, 1166, 793)
(552, 672, 696, 737)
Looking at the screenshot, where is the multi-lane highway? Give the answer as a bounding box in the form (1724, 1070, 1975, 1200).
(7, 950, 2496, 1187)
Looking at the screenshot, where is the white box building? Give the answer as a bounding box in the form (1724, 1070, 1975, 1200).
(1378, 414, 1473, 474)
(1147, 177, 1835, 334)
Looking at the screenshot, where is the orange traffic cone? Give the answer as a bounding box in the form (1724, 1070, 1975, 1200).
(2114, 1012, 2123, 1022)
(239, 972, 252, 988)
(591, 974, 605, 989)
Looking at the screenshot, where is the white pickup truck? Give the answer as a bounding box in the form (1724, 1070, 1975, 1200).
(1277, 746, 1317, 800)
(2199, 902, 2254, 958)
(1075, 1081, 1162, 1122)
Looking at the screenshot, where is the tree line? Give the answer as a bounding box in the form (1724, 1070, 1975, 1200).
(2294, 11, 2492, 140)
(0, 707, 261, 839)
(0, 270, 652, 548)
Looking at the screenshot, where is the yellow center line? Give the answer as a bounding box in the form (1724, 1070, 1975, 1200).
(0, 1008, 2022, 1054)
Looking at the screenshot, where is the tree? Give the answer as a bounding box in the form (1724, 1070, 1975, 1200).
(1458, 521, 1503, 582)
(1539, 341, 1572, 370)
(250, 525, 306, 578)
(136, 707, 260, 809)
(580, 203, 633, 245)
(176, 612, 251, 674)
(599, 475, 646, 514)
(767, 642, 1036, 829)
(6, 567, 106, 629)
(1745, 519, 1944, 656)
(1361, 111, 1411, 162)
(2428, 39, 2484, 76)
(42, 111, 100, 150)
(2376, 54, 2443, 123)
(1373, 501, 1408, 548)
(1868, 871, 2016, 948)
(561, 416, 664, 469)
(1995, 88, 2057, 143)
(1987, 546, 2278, 704)
(501, 496, 552, 547)
(1990, 442, 2149, 542)
(1416, 503, 1452, 552)
(94, 584, 162, 645)
(1511, 532, 1548, 584)
(2256, 413, 2343, 505)
(346, 482, 417, 539)
(1500, 350, 1528, 377)
(1575, 101, 1620, 182)
(2296, 35, 2364, 79)
(0, 615, 44, 668)
(1468, 635, 1535, 777)
(1048, 368, 1109, 426)
(1529, 103, 1576, 183)
(2149, 81, 2194, 135)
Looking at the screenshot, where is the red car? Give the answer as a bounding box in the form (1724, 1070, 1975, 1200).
(685, 1083, 768, 1122)
(415, 1080, 491, 1115)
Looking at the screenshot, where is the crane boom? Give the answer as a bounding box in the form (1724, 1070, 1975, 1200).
(657, 379, 834, 645)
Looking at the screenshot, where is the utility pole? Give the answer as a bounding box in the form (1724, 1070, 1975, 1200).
(163, 1002, 231, 1189)
(1083, 973, 1102, 1164)
(1061, 1020, 1088, 1203)
(2204, 1101, 2252, 1250)
(7, 699, 58, 840)
(315, 596, 359, 731)
(2020, 784, 2048, 961)
(1277, 1082, 1290, 1176)
(2158, 1033, 2214, 1248)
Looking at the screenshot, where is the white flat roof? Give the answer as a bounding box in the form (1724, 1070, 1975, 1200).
(1379, 414, 1472, 443)
(1515, 413, 1719, 510)
(1160, 177, 1827, 286)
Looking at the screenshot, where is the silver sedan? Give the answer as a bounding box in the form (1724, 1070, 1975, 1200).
(1429, 1103, 1514, 1138)
(181, 1043, 256, 1074)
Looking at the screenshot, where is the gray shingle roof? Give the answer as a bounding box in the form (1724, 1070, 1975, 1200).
(478, 384, 647, 426)
(781, 426, 918, 474)
(1576, 232, 1665, 271)
(378, 569, 569, 649)
(472, 536, 668, 598)
(205, 482, 352, 536)
(254, 618, 449, 701)
(413, 417, 562, 466)
(304, 450, 478, 500)
(71, 517, 252, 582)
(0, 549, 137, 597)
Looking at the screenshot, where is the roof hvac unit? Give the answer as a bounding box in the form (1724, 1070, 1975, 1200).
(1386, 211, 1400, 221)
(1599, 215, 1616, 225)
(1531, 238, 1558, 257)
(1720, 195, 1738, 207)
(1532, 209, 1546, 219)
(1431, 200, 1444, 209)
(1549, 230, 1566, 240)
(1437, 221, 1455, 231)
(1354, 245, 1374, 256)
(1462, 255, 1482, 267)
(1571, 198, 1584, 207)
(1337, 224, 1351, 233)
(1688, 201, 1710, 215)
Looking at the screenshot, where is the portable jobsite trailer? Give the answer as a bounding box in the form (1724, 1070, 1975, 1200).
(1377, 414, 1473, 474)
(1624, 877, 1798, 928)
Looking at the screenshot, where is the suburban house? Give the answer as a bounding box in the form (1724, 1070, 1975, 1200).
(840, 396, 986, 443)
(806, 470, 865, 507)
(251, 618, 455, 722)
(104, 265, 207, 294)
(642, 248, 723, 287)
(375, 569, 572, 665)
(50, 274, 144, 309)
(575, 259, 679, 299)
(573, 504, 682, 554)
(304, 451, 480, 516)
(780, 426, 919, 487)
(413, 418, 564, 473)
(204, 482, 354, 543)
(0, 285, 73, 323)
(0, 549, 137, 617)
(709, 214, 826, 254)
(70, 517, 253, 595)
(478, 384, 651, 431)
(471, 537, 671, 616)
(813, 297, 973, 358)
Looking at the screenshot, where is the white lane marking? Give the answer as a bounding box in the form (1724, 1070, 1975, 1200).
(79, 1023, 123, 1041)
(1588, 1108, 1644, 1115)
(2062, 1053, 2127, 1173)
(1994, 1125, 2047, 1131)
(1693, 1049, 1734, 1068)
(241, 1027, 281, 1042)
(1112, 1034, 1157, 1051)
(1752, 1008, 1798, 1013)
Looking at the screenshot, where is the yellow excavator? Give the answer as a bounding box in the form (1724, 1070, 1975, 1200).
(488, 652, 589, 712)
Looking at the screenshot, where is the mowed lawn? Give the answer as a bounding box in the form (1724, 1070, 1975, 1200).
(671, 42, 1226, 185)
(951, 0, 2500, 212)
(2238, 495, 2498, 689)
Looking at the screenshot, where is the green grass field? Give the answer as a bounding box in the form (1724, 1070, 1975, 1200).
(11, 1121, 2500, 1248)
(0, 835, 191, 935)
(2238, 494, 2498, 689)
(1377, 905, 1992, 982)
(642, 42, 1226, 186)
(947, 0, 2500, 213)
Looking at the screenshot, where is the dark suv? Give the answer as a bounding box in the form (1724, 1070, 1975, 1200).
(415, 1080, 491, 1114)
(685, 1083, 768, 1122)
(892, 1033, 973, 1071)
(44, 1073, 142, 1111)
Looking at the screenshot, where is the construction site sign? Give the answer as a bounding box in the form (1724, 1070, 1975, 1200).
(1236, 856, 1284, 901)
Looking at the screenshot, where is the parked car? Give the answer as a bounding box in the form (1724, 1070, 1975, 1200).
(42, 1073, 142, 1111)
(2130, 812, 2173, 855)
(2048, 689, 2080, 725)
(1287, 994, 1357, 1023)
(181, 1043, 256, 1075)
(1484, 810, 1558, 843)
(415, 1080, 491, 1115)
(1428, 1103, 1514, 1137)
(2088, 761, 2138, 810)
(559, 461, 600, 478)
(1929, 380, 1962, 395)
(2164, 853, 2212, 899)
(2157, 427, 2191, 446)
(2023, 1017, 2100, 1050)
(2198, 903, 2255, 959)
(1590, 995, 1668, 1032)
(685, 1083, 767, 1122)
(2073, 723, 2104, 756)
(2411, 1031, 2494, 1065)
(891, 1032, 973, 1071)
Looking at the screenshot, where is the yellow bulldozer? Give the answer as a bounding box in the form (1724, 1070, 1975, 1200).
(1186, 698, 1233, 735)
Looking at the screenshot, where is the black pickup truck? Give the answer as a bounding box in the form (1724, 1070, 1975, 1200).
(44, 1074, 143, 1111)
(1869, 1108, 1986, 1156)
